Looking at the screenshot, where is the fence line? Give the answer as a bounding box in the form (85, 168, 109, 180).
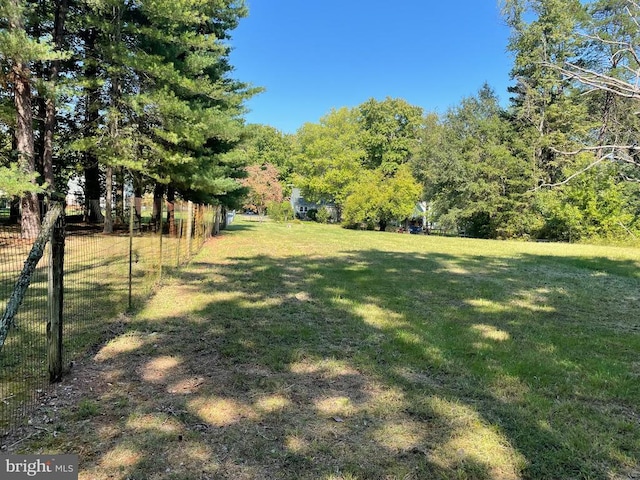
(0, 196, 220, 435)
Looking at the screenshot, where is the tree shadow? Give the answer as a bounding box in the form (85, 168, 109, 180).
(21, 238, 640, 479)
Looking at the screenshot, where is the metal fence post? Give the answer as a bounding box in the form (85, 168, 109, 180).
(186, 200, 193, 259)
(213, 204, 220, 236)
(47, 204, 65, 382)
(158, 196, 164, 282)
(176, 202, 182, 267)
(129, 196, 134, 310)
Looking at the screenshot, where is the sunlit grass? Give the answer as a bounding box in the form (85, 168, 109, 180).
(11, 216, 640, 479)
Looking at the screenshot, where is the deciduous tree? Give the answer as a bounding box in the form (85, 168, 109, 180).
(357, 97, 424, 175)
(292, 107, 364, 219)
(342, 164, 421, 231)
(415, 86, 532, 238)
(241, 162, 283, 216)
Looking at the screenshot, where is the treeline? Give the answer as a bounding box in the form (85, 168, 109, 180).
(244, 0, 640, 241)
(5, 0, 640, 242)
(1, 0, 256, 237)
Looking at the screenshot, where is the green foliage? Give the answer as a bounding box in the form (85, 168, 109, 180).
(5, 0, 640, 244)
(292, 107, 364, 212)
(277, 2, 640, 243)
(503, 0, 593, 186)
(0, 0, 257, 225)
(415, 86, 532, 238)
(342, 164, 422, 231)
(243, 124, 294, 168)
(0, 163, 46, 197)
(266, 200, 294, 222)
(293, 99, 425, 229)
(306, 208, 318, 221)
(357, 97, 424, 173)
(536, 162, 640, 241)
(315, 206, 331, 224)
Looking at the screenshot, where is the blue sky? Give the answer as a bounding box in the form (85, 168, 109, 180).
(229, 1, 515, 134)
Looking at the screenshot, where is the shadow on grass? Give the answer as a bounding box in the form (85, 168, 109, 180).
(224, 222, 258, 232)
(31, 236, 640, 479)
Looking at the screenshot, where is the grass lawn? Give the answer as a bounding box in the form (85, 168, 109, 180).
(8, 217, 640, 479)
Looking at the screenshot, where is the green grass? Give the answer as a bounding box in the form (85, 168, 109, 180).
(11, 217, 640, 479)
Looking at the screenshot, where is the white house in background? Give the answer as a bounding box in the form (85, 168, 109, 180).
(290, 188, 338, 221)
(412, 201, 428, 225)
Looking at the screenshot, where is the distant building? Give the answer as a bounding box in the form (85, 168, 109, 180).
(411, 201, 428, 225)
(290, 188, 338, 222)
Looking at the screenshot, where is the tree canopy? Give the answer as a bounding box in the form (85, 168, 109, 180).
(0, 0, 257, 236)
(290, 100, 423, 231)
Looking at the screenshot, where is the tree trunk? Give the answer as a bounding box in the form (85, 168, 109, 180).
(378, 219, 387, 232)
(166, 186, 176, 236)
(7, 0, 39, 239)
(83, 28, 104, 223)
(133, 174, 143, 230)
(9, 198, 20, 225)
(152, 183, 165, 231)
(103, 165, 113, 233)
(115, 167, 125, 223)
(104, 1, 121, 234)
(221, 206, 228, 230)
(32, 0, 46, 188)
(84, 161, 104, 223)
(13, 61, 40, 238)
(41, 0, 68, 193)
(36, 97, 46, 183)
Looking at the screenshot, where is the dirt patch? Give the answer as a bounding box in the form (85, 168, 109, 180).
(1, 356, 107, 451)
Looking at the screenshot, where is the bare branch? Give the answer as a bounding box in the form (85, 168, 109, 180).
(555, 62, 640, 98)
(549, 144, 637, 155)
(539, 139, 640, 188)
(620, 174, 640, 182)
(618, 220, 637, 238)
(580, 32, 630, 49)
(536, 2, 640, 188)
(536, 155, 610, 189)
(626, 4, 640, 30)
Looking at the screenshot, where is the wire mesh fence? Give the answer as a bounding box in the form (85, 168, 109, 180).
(0, 225, 50, 433)
(0, 197, 218, 435)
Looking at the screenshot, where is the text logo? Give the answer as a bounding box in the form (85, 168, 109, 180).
(0, 455, 78, 479)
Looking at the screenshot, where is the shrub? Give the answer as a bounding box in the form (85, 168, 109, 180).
(306, 208, 318, 221)
(267, 201, 294, 222)
(316, 207, 331, 224)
